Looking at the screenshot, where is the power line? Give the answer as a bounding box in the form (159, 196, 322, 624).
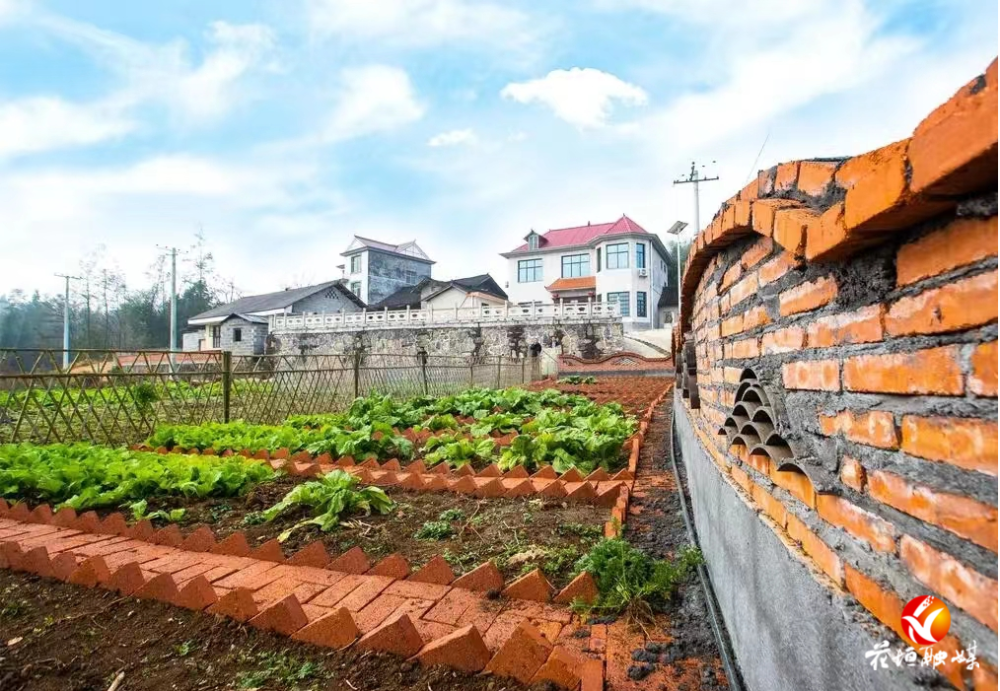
(673, 161, 719, 233)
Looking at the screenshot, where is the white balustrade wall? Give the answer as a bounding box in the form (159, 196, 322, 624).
(270, 302, 621, 333)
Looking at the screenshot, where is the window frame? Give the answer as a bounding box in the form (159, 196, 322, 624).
(636, 243, 646, 269)
(517, 258, 543, 283)
(232, 327, 243, 343)
(350, 255, 362, 274)
(560, 253, 591, 278)
(636, 291, 647, 318)
(350, 281, 362, 296)
(527, 234, 539, 250)
(607, 291, 630, 317)
(606, 242, 629, 270)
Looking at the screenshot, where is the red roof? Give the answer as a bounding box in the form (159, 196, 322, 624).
(508, 215, 649, 253)
(546, 276, 596, 292)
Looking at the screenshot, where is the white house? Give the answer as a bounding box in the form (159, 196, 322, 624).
(500, 215, 672, 330)
(341, 237, 434, 306)
(369, 274, 509, 311)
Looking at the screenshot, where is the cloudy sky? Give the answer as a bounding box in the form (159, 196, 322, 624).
(1, 0, 996, 298)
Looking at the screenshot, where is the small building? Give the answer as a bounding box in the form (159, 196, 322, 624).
(500, 215, 672, 331)
(185, 280, 365, 354)
(341, 236, 434, 306)
(369, 274, 508, 311)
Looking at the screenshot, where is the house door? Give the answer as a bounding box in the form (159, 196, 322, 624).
(211, 326, 221, 349)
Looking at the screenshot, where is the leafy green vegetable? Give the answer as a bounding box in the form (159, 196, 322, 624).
(0, 443, 274, 510)
(262, 469, 394, 541)
(128, 499, 186, 524)
(438, 508, 465, 522)
(414, 520, 454, 540)
(422, 434, 496, 468)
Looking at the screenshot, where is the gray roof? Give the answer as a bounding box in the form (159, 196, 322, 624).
(189, 280, 364, 323)
(341, 236, 434, 263)
(369, 274, 507, 310)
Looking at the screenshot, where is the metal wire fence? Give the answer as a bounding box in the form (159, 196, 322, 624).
(0, 349, 539, 446)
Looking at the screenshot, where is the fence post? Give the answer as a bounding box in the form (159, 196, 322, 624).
(469, 360, 475, 387)
(521, 355, 526, 384)
(221, 351, 232, 423)
(353, 349, 361, 399)
(418, 349, 429, 395)
(495, 357, 501, 388)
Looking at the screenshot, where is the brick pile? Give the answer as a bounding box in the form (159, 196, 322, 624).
(674, 58, 997, 691)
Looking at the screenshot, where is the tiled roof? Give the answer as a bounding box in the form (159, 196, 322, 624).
(189, 280, 364, 323)
(546, 276, 597, 292)
(508, 215, 649, 253)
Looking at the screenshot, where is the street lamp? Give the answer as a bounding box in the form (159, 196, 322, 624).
(666, 221, 689, 320)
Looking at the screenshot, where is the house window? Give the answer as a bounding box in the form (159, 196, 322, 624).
(637, 291, 647, 318)
(233, 328, 242, 342)
(527, 234, 539, 250)
(350, 281, 361, 296)
(211, 325, 221, 349)
(350, 255, 361, 274)
(606, 243, 629, 269)
(561, 254, 590, 278)
(517, 258, 543, 283)
(607, 292, 630, 317)
(596, 248, 602, 272)
(636, 243, 646, 269)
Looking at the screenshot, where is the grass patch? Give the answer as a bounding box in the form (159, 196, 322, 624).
(235, 650, 326, 690)
(414, 520, 454, 541)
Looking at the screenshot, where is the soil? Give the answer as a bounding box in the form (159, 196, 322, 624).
(0, 570, 531, 691)
(133, 482, 606, 589)
(620, 399, 736, 690)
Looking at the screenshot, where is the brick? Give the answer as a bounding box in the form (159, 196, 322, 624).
(485, 620, 553, 684)
(816, 495, 897, 552)
(292, 607, 360, 648)
(728, 272, 758, 308)
(844, 565, 904, 637)
(974, 662, 999, 691)
(368, 553, 411, 579)
(151, 524, 183, 547)
(782, 360, 840, 391)
(837, 140, 912, 231)
(249, 594, 309, 636)
(758, 251, 798, 286)
(252, 538, 285, 563)
(734, 199, 752, 227)
(900, 536, 998, 632)
(20, 546, 54, 578)
(51, 552, 79, 581)
(727, 337, 760, 360)
(806, 304, 884, 348)
(337, 575, 394, 612)
(417, 624, 491, 673)
(730, 465, 751, 493)
(68, 556, 111, 588)
(107, 561, 146, 596)
(774, 161, 800, 191)
(887, 269, 998, 338)
(530, 647, 582, 690)
(805, 202, 853, 261)
(770, 467, 816, 508)
(909, 62, 999, 195)
(752, 198, 800, 236)
(970, 340, 999, 396)
(786, 514, 843, 586)
(741, 305, 770, 332)
(779, 275, 838, 316)
(181, 526, 216, 553)
(452, 560, 503, 593)
(553, 571, 598, 606)
(797, 160, 839, 196)
(28, 504, 53, 525)
(897, 216, 998, 286)
(818, 410, 898, 449)
(721, 314, 743, 337)
(176, 575, 219, 610)
(842, 346, 963, 395)
(867, 470, 997, 552)
(773, 207, 814, 258)
(502, 568, 553, 602)
(135, 572, 181, 605)
(750, 482, 786, 528)
(210, 532, 251, 557)
(288, 541, 330, 568)
(901, 415, 998, 476)
(208, 587, 259, 622)
(761, 327, 805, 354)
(356, 612, 423, 657)
(98, 513, 129, 537)
(329, 546, 370, 574)
(720, 263, 742, 292)
(840, 456, 867, 492)
(409, 555, 455, 585)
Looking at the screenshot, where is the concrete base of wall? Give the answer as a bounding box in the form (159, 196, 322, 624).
(674, 392, 922, 691)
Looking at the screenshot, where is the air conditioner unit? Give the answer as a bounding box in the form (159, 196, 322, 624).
(637, 268, 648, 277)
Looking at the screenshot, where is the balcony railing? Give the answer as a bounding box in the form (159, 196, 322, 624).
(270, 302, 620, 333)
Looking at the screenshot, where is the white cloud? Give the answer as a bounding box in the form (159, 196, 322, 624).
(305, 0, 537, 51)
(501, 68, 648, 128)
(324, 65, 425, 141)
(427, 128, 478, 147)
(0, 96, 136, 159)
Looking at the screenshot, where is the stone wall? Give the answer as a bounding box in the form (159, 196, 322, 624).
(675, 60, 997, 691)
(221, 318, 268, 356)
(266, 319, 624, 359)
(367, 251, 432, 306)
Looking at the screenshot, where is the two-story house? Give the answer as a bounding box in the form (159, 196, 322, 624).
(341, 237, 434, 306)
(500, 215, 671, 330)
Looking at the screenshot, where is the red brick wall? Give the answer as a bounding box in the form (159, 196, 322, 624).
(676, 58, 998, 690)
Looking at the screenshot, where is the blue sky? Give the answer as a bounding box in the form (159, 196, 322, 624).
(1, 0, 996, 298)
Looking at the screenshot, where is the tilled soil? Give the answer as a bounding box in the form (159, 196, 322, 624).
(127, 482, 606, 589)
(0, 570, 530, 691)
(620, 400, 734, 690)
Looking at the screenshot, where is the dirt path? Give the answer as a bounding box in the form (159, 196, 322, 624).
(612, 396, 730, 691)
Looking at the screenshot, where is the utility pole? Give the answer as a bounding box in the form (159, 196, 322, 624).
(673, 161, 719, 233)
(54, 273, 80, 370)
(157, 246, 180, 352)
